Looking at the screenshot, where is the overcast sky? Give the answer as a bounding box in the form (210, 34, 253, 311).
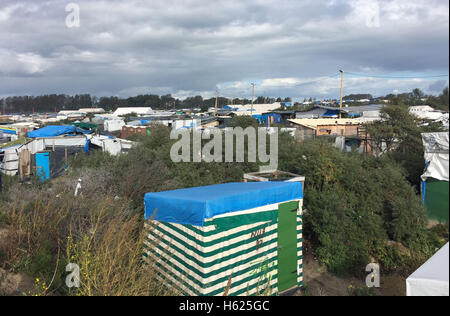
(0, 0, 448, 100)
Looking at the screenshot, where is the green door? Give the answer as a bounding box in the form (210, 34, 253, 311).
(277, 201, 299, 293)
(424, 179, 449, 223)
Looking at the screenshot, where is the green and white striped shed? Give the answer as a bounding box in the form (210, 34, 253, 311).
(144, 181, 304, 296)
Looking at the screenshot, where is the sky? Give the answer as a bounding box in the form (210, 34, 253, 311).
(0, 0, 449, 101)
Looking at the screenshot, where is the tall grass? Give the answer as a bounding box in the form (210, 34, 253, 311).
(0, 190, 173, 296)
(65, 201, 172, 296)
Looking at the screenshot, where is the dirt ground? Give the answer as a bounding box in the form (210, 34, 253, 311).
(0, 226, 35, 296)
(295, 250, 406, 296)
(0, 268, 35, 296)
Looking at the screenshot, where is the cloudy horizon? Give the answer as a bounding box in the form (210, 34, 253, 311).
(0, 0, 449, 101)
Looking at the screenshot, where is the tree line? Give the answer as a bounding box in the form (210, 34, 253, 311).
(1, 87, 447, 114)
(1, 94, 293, 114)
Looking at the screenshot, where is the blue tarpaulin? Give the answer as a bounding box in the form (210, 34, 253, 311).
(27, 125, 92, 138)
(0, 126, 17, 135)
(322, 110, 340, 118)
(252, 113, 282, 125)
(144, 181, 303, 226)
(252, 114, 263, 122)
(262, 113, 282, 125)
(223, 105, 240, 111)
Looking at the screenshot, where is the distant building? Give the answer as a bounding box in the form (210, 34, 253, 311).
(78, 108, 105, 114)
(295, 104, 385, 120)
(113, 107, 154, 117)
(225, 102, 283, 116)
(410, 105, 436, 113)
(409, 105, 448, 124)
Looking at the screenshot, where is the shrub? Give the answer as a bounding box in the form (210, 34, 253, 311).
(278, 137, 447, 275)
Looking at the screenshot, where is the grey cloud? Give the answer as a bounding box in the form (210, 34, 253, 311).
(0, 0, 448, 99)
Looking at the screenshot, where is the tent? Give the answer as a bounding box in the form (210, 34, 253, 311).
(407, 243, 449, 296)
(421, 133, 449, 223)
(104, 119, 125, 132)
(144, 181, 304, 296)
(27, 125, 92, 138)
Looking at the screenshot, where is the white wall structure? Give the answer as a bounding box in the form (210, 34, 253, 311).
(104, 119, 125, 132)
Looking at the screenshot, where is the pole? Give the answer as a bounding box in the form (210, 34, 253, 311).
(251, 83, 255, 117)
(339, 70, 344, 119)
(214, 90, 219, 116)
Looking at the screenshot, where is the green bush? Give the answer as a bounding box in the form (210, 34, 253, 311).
(278, 137, 447, 275)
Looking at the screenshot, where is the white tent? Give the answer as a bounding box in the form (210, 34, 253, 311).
(113, 107, 154, 117)
(421, 133, 449, 183)
(406, 243, 449, 296)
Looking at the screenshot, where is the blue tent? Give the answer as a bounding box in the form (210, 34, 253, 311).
(27, 125, 92, 138)
(144, 181, 302, 226)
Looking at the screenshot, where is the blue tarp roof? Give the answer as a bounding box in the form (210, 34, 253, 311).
(144, 181, 303, 226)
(27, 125, 92, 138)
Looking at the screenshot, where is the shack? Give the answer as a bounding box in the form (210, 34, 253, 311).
(144, 181, 304, 296)
(288, 118, 363, 142)
(421, 132, 449, 224)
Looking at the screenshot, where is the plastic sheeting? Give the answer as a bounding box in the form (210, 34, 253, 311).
(0, 126, 17, 135)
(0, 140, 46, 175)
(407, 243, 449, 296)
(89, 135, 135, 156)
(421, 133, 449, 182)
(104, 120, 125, 132)
(28, 125, 92, 138)
(144, 181, 303, 226)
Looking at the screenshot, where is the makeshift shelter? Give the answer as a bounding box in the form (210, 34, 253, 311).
(421, 133, 449, 223)
(104, 119, 125, 132)
(89, 135, 135, 156)
(27, 125, 92, 138)
(407, 243, 449, 296)
(0, 140, 46, 176)
(0, 136, 88, 178)
(144, 181, 304, 296)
